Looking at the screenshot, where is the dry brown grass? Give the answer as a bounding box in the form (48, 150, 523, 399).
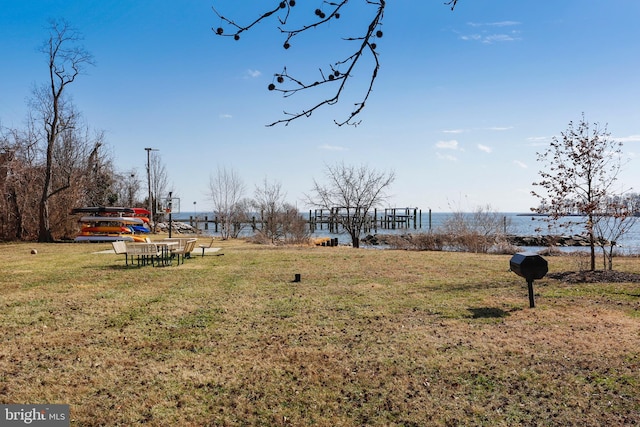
(0, 239, 639, 426)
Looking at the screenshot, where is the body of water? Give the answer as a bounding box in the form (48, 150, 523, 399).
(175, 211, 640, 255)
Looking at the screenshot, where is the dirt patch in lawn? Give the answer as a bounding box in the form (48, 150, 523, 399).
(548, 270, 640, 283)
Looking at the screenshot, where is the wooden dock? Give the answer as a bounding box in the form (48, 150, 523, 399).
(176, 207, 426, 234)
(308, 207, 422, 233)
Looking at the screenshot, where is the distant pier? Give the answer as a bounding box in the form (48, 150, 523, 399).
(309, 207, 423, 233)
(176, 207, 429, 234)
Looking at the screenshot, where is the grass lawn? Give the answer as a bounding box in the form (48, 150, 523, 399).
(1, 239, 639, 426)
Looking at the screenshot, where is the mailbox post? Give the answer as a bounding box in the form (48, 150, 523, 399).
(509, 253, 548, 308)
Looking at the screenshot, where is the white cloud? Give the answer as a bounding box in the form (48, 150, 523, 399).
(436, 140, 461, 150)
(219, 114, 233, 119)
(459, 22, 522, 44)
(526, 136, 549, 147)
(467, 21, 521, 27)
(616, 134, 640, 143)
(484, 33, 521, 43)
(459, 34, 482, 42)
(437, 152, 458, 162)
(319, 144, 347, 151)
(442, 129, 465, 134)
(460, 33, 521, 44)
(486, 126, 513, 131)
(477, 144, 492, 153)
(245, 69, 261, 78)
(513, 160, 528, 169)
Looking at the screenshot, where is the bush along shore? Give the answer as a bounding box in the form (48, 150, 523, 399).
(506, 234, 605, 247)
(153, 221, 607, 250)
(361, 232, 607, 250)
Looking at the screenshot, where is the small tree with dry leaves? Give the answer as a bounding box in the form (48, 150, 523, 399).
(532, 114, 626, 271)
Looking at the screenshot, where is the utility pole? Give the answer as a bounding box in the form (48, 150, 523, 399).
(145, 147, 158, 230)
(168, 191, 173, 238)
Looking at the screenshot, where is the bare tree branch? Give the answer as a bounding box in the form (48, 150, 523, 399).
(213, 1, 459, 126)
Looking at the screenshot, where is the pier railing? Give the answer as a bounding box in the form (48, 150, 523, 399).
(176, 207, 426, 234)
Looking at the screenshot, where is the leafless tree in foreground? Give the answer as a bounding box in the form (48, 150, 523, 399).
(308, 162, 395, 248)
(212, 1, 459, 126)
(37, 19, 94, 242)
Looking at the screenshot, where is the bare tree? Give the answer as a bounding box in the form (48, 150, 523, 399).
(115, 169, 142, 207)
(36, 19, 94, 242)
(593, 195, 638, 270)
(252, 178, 287, 243)
(0, 126, 41, 240)
(308, 162, 394, 248)
(49, 125, 112, 238)
(532, 114, 626, 271)
(252, 177, 309, 244)
(208, 166, 249, 239)
(149, 151, 169, 226)
(81, 133, 118, 207)
(212, 1, 459, 126)
(442, 204, 512, 253)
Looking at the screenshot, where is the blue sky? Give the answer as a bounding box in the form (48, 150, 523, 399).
(1, 0, 639, 213)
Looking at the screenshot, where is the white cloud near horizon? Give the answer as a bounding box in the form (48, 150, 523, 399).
(442, 129, 465, 134)
(477, 144, 492, 153)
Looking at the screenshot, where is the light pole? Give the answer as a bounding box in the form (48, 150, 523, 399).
(144, 147, 158, 230)
(194, 201, 197, 234)
(168, 191, 173, 238)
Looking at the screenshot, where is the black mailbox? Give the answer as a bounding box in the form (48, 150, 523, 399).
(509, 253, 548, 308)
(510, 253, 548, 281)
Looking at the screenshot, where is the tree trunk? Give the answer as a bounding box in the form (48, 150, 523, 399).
(38, 120, 56, 243)
(38, 166, 54, 242)
(588, 214, 596, 271)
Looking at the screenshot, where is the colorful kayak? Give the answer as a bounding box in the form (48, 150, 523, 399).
(132, 207, 151, 216)
(72, 206, 150, 243)
(130, 225, 150, 233)
(71, 206, 135, 215)
(81, 226, 132, 233)
(74, 235, 135, 242)
(79, 216, 144, 225)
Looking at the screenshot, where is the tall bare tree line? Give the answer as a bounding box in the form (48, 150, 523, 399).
(0, 20, 147, 242)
